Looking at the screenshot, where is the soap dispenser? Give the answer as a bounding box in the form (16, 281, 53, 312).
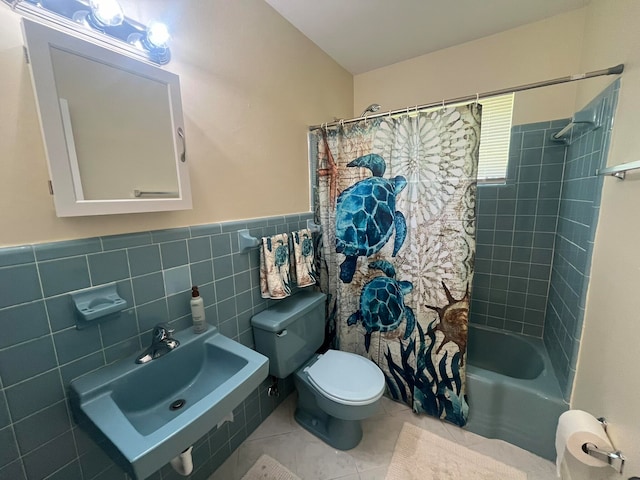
(190, 286, 207, 333)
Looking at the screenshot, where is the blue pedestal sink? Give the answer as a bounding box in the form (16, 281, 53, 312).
(69, 327, 268, 479)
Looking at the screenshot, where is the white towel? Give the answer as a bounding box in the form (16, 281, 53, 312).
(260, 233, 292, 299)
(291, 229, 317, 288)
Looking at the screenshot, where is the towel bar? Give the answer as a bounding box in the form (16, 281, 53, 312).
(596, 160, 640, 180)
(238, 229, 260, 253)
(306, 219, 322, 233)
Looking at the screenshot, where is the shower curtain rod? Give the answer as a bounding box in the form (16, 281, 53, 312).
(309, 63, 624, 131)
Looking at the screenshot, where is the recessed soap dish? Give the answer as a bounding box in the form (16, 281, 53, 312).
(71, 283, 128, 328)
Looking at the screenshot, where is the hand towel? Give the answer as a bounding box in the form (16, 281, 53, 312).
(291, 229, 317, 288)
(260, 233, 292, 299)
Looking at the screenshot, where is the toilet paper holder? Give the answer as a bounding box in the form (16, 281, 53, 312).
(581, 417, 626, 474)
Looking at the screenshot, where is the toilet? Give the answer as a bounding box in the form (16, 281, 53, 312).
(251, 291, 385, 450)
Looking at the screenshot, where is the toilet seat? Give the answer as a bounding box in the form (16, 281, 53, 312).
(305, 350, 385, 406)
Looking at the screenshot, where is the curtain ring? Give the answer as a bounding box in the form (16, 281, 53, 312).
(415, 104, 419, 113)
(475, 93, 479, 105)
(340, 119, 345, 129)
(441, 99, 445, 110)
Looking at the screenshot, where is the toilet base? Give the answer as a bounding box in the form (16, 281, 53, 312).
(294, 406, 363, 451)
(294, 358, 373, 450)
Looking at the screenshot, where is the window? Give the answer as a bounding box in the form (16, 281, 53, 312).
(477, 93, 514, 183)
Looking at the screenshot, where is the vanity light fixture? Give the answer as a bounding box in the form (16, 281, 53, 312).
(2, 0, 172, 65)
(143, 21, 171, 63)
(87, 0, 124, 28)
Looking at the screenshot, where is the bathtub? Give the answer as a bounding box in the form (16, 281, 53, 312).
(464, 324, 567, 460)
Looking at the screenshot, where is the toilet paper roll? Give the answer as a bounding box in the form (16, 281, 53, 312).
(555, 410, 613, 476)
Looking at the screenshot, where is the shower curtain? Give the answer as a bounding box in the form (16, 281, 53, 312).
(312, 105, 480, 426)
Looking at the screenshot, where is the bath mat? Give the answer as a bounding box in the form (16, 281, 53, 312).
(241, 454, 301, 480)
(385, 422, 527, 480)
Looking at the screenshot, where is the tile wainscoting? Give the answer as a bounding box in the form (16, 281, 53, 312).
(0, 212, 312, 480)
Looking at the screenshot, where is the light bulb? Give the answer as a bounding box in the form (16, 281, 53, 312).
(89, 0, 124, 27)
(146, 22, 170, 48)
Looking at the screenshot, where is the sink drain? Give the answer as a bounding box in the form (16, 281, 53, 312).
(169, 399, 186, 411)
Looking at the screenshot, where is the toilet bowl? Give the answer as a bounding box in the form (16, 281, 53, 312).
(251, 291, 385, 450)
(294, 349, 385, 449)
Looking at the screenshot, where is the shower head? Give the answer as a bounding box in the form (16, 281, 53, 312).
(360, 103, 381, 117)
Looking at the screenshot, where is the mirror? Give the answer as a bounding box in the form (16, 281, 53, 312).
(22, 18, 192, 216)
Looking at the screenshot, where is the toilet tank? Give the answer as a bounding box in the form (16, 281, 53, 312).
(251, 291, 326, 378)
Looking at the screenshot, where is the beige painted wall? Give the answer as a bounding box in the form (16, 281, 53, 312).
(569, 0, 640, 478)
(0, 0, 352, 247)
(354, 9, 586, 126)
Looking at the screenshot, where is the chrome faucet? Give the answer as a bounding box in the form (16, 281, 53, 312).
(136, 323, 180, 364)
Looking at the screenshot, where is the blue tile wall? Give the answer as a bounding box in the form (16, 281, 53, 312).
(0, 212, 312, 480)
(470, 119, 569, 337)
(544, 80, 620, 402)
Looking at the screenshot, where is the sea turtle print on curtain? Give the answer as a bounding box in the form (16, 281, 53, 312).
(335, 154, 408, 283)
(313, 105, 480, 427)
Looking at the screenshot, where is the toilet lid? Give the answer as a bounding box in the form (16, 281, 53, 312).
(306, 350, 385, 406)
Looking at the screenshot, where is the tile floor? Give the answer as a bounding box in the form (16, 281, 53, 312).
(209, 393, 557, 480)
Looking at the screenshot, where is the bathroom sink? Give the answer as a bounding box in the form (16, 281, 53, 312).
(69, 327, 268, 479)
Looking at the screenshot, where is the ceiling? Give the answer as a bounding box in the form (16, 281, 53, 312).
(264, 0, 590, 74)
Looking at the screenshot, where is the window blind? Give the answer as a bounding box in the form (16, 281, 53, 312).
(477, 93, 514, 182)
